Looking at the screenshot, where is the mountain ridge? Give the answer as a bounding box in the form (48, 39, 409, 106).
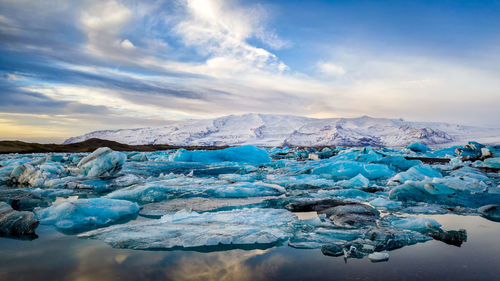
(64, 113, 500, 147)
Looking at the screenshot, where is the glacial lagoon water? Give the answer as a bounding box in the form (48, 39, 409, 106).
(1, 214, 499, 281)
(1, 144, 499, 280)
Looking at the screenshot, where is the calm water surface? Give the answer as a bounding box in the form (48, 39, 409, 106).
(1, 214, 499, 281)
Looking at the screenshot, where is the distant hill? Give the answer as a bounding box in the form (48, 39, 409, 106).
(0, 138, 228, 154)
(64, 114, 500, 147)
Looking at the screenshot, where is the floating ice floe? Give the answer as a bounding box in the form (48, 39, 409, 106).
(79, 208, 297, 250)
(0, 202, 39, 239)
(369, 198, 402, 210)
(389, 164, 442, 184)
(105, 177, 284, 203)
(139, 197, 273, 217)
(478, 205, 500, 222)
(77, 147, 126, 178)
(389, 216, 441, 232)
(336, 174, 370, 189)
(407, 142, 431, 153)
(35, 198, 139, 231)
(312, 161, 394, 180)
(1, 140, 498, 258)
(169, 145, 271, 164)
(368, 252, 390, 262)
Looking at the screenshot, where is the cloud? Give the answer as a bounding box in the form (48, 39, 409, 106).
(317, 61, 346, 77)
(173, 0, 288, 74)
(1, 0, 500, 143)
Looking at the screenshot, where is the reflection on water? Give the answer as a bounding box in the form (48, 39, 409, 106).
(1, 214, 499, 281)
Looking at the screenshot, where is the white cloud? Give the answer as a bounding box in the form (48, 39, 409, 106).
(173, 0, 288, 74)
(317, 62, 346, 77)
(120, 39, 135, 49)
(80, 0, 133, 56)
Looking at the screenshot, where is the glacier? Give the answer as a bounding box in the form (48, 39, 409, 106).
(1, 141, 499, 261)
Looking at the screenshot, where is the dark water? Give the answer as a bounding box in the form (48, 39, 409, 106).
(1, 214, 499, 281)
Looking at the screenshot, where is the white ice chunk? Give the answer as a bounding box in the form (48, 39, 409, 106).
(77, 147, 126, 178)
(368, 252, 389, 262)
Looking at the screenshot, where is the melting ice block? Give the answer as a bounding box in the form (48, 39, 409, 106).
(368, 252, 389, 262)
(337, 174, 370, 188)
(0, 202, 39, 239)
(9, 159, 66, 188)
(139, 197, 273, 217)
(105, 177, 284, 203)
(79, 208, 297, 250)
(35, 198, 139, 231)
(390, 216, 441, 232)
(407, 142, 430, 153)
(312, 161, 393, 180)
(389, 164, 442, 184)
(77, 147, 126, 178)
(169, 145, 271, 164)
(369, 198, 402, 209)
(478, 205, 500, 222)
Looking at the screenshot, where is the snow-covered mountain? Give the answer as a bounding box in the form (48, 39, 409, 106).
(64, 114, 500, 147)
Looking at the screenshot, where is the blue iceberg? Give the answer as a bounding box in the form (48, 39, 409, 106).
(169, 145, 271, 164)
(35, 198, 139, 231)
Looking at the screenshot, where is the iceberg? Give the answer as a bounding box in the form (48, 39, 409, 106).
(369, 198, 402, 210)
(77, 147, 126, 178)
(169, 145, 271, 164)
(35, 198, 139, 231)
(0, 189, 51, 211)
(79, 208, 297, 250)
(336, 174, 370, 188)
(478, 205, 500, 222)
(390, 216, 441, 232)
(9, 159, 66, 188)
(483, 157, 500, 169)
(368, 252, 389, 262)
(312, 161, 393, 180)
(139, 197, 272, 217)
(0, 202, 39, 239)
(389, 164, 442, 184)
(105, 175, 284, 203)
(377, 156, 421, 171)
(319, 204, 380, 228)
(407, 142, 430, 153)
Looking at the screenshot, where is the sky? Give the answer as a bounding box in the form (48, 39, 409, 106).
(1, 0, 499, 143)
